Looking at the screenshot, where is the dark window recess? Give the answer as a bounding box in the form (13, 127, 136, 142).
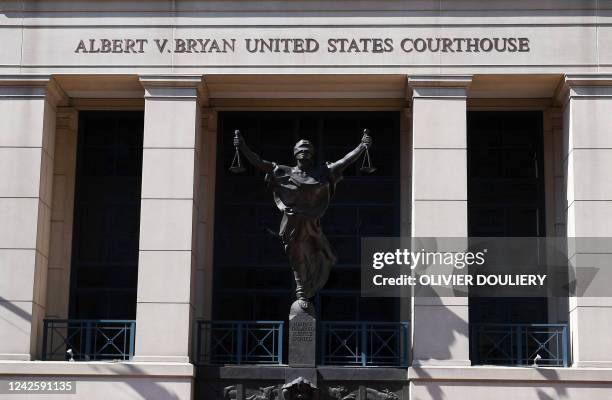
(69, 111, 144, 320)
(213, 112, 401, 323)
(467, 111, 545, 238)
(467, 111, 547, 326)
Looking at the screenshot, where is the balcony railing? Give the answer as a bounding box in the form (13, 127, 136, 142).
(471, 323, 568, 367)
(41, 319, 135, 361)
(320, 321, 409, 367)
(196, 320, 284, 365)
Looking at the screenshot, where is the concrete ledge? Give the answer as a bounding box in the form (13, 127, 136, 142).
(198, 365, 286, 380)
(198, 365, 407, 381)
(409, 366, 612, 383)
(317, 366, 407, 381)
(0, 361, 195, 378)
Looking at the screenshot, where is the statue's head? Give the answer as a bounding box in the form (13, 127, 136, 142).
(293, 139, 314, 161)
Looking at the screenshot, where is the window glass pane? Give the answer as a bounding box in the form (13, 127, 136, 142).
(69, 111, 143, 320)
(467, 111, 547, 328)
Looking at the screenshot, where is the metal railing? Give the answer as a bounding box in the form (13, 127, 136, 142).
(42, 319, 135, 361)
(196, 320, 284, 365)
(471, 323, 568, 367)
(320, 321, 409, 367)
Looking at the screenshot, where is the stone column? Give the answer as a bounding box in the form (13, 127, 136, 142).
(0, 76, 65, 360)
(195, 109, 217, 322)
(408, 75, 472, 366)
(46, 108, 78, 320)
(559, 74, 612, 367)
(134, 75, 204, 363)
(399, 107, 412, 322)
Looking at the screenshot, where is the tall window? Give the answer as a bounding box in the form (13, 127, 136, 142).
(69, 112, 144, 319)
(467, 111, 546, 324)
(213, 112, 400, 323)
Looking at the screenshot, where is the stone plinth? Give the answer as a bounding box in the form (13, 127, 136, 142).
(288, 300, 316, 368)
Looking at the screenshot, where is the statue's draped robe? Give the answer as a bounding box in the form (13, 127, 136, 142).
(266, 163, 342, 299)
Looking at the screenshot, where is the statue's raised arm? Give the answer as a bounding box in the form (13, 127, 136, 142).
(328, 129, 372, 175)
(234, 130, 276, 174)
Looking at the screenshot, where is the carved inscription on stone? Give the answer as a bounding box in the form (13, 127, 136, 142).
(290, 321, 314, 343)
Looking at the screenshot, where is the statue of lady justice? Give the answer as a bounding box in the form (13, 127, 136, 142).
(233, 129, 373, 309)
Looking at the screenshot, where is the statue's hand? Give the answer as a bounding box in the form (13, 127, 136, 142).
(361, 129, 372, 149)
(233, 130, 244, 149)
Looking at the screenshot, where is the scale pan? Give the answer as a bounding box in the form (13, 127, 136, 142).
(229, 165, 246, 173)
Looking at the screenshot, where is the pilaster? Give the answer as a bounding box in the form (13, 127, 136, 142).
(408, 75, 472, 367)
(134, 75, 204, 363)
(0, 75, 66, 360)
(557, 74, 612, 368)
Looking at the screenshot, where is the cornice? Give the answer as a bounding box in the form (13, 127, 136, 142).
(554, 74, 612, 106)
(139, 75, 207, 103)
(407, 75, 473, 88)
(407, 75, 473, 100)
(0, 75, 68, 106)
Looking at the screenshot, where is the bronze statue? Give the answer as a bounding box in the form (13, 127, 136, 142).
(233, 129, 372, 309)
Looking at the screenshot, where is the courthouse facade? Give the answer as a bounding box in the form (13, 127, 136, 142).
(2, 1, 612, 399)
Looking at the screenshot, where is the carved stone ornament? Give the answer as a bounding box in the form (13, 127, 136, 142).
(246, 385, 279, 400)
(327, 386, 398, 400)
(282, 377, 318, 400)
(328, 386, 357, 400)
(223, 385, 237, 400)
(364, 388, 398, 400)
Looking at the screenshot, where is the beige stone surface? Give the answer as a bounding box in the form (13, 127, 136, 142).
(0, 250, 36, 302)
(0, 198, 40, 249)
(411, 201, 468, 237)
(135, 81, 201, 363)
(139, 199, 195, 251)
(0, 27, 21, 67)
(137, 251, 193, 304)
(410, 77, 470, 367)
(564, 78, 612, 368)
(0, 361, 194, 399)
(568, 98, 612, 148)
(412, 99, 467, 149)
(0, 148, 43, 198)
(568, 201, 612, 238)
(567, 149, 612, 202)
(0, 97, 46, 147)
(0, 301, 33, 360)
(0, 78, 60, 362)
(412, 303, 470, 366)
(0, 0, 611, 390)
(44, 108, 77, 320)
(412, 149, 467, 200)
(4, 24, 599, 74)
(141, 148, 196, 199)
(410, 380, 612, 400)
(409, 365, 612, 398)
(0, 1, 607, 75)
(134, 302, 192, 362)
(142, 96, 198, 149)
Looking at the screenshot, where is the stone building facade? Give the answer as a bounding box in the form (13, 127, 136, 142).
(1, 1, 612, 399)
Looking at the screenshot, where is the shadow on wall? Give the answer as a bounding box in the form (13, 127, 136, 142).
(0, 295, 32, 334)
(413, 367, 569, 400)
(411, 304, 466, 400)
(91, 363, 183, 400)
(534, 368, 567, 400)
(411, 369, 569, 400)
(410, 368, 444, 400)
(0, 297, 183, 399)
(410, 305, 569, 400)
